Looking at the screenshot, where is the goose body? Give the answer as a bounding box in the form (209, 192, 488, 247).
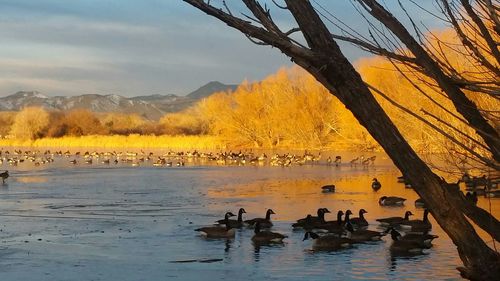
(378, 196, 406, 206)
(389, 228, 426, 254)
(292, 208, 329, 228)
(485, 190, 500, 198)
(414, 198, 426, 208)
(251, 222, 287, 243)
(303, 231, 353, 251)
(371, 178, 381, 190)
(349, 209, 368, 228)
(314, 210, 344, 234)
(0, 170, 9, 183)
(399, 209, 432, 232)
(344, 222, 387, 242)
(216, 208, 246, 228)
(195, 225, 236, 238)
(400, 232, 438, 248)
(321, 184, 335, 193)
(245, 209, 275, 228)
(195, 212, 236, 238)
(376, 211, 413, 226)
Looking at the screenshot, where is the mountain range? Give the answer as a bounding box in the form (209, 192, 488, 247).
(0, 81, 238, 120)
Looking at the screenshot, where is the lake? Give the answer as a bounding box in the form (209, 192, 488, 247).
(0, 152, 497, 280)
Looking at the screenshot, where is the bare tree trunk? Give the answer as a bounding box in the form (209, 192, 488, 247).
(184, 0, 500, 279)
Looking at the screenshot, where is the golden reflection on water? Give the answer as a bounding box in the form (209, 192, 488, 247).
(207, 172, 499, 245)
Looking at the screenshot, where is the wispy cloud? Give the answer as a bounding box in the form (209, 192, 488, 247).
(0, 0, 443, 97)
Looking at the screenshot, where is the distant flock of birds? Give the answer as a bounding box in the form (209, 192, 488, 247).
(0, 149, 378, 168)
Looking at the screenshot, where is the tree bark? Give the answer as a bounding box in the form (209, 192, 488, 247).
(184, 0, 500, 279)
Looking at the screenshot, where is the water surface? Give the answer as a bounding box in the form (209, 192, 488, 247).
(0, 157, 497, 280)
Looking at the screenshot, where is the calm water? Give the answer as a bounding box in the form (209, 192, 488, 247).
(0, 155, 497, 280)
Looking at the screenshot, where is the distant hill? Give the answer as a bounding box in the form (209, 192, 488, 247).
(0, 81, 237, 120)
(187, 81, 238, 99)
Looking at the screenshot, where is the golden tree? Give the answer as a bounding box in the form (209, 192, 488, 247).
(10, 107, 50, 140)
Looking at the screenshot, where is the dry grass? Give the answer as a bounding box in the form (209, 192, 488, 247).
(0, 135, 227, 150)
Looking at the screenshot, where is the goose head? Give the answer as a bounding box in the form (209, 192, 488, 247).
(224, 212, 236, 220)
(303, 231, 320, 241)
(404, 211, 414, 219)
(265, 209, 276, 219)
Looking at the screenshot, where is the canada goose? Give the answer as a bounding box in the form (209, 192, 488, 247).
(485, 190, 500, 198)
(195, 212, 236, 238)
(414, 198, 426, 208)
(399, 232, 438, 248)
(378, 196, 406, 206)
(334, 155, 342, 166)
(349, 209, 368, 228)
(370, 178, 382, 191)
(389, 228, 425, 254)
(303, 231, 353, 251)
(376, 211, 413, 226)
(315, 210, 345, 235)
(344, 222, 387, 242)
(399, 209, 432, 232)
(321, 184, 335, 193)
(292, 208, 330, 228)
(69, 159, 77, 165)
(465, 192, 478, 204)
(245, 209, 275, 228)
(0, 170, 9, 184)
(251, 222, 287, 243)
(217, 208, 246, 228)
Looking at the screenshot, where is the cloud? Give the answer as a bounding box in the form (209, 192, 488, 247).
(0, 0, 443, 97)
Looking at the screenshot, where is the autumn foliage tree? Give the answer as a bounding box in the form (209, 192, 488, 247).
(63, 109, 106, 136)
(9, 107, 50, 140)
(197, 67, 373, 149)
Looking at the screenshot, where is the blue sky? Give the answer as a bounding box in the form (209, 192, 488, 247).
(0, 0, 443, 97)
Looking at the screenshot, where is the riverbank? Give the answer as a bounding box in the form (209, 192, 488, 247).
(0, 134, 373, 152)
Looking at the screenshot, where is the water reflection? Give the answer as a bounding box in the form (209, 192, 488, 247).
(0, 160, 495, 281)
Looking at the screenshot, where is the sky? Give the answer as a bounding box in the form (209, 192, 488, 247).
(0, 0, 443, 97)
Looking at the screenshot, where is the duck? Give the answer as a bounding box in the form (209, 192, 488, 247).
(371, 178, 382, 190)
(378, 196, 406, 206)
(195, 212, 236, 238)
(292, 208, 330, 228)
(344, 222, 388, 242)
(414, 198, 426, 208)
(245, 209, 275, 228)
(349, 209, 368, 228)
(0, 170, 9, 184)
(251, 222, 287, 243)
(321, 184, 335, 193)
(216, 208, 246, 228)
(389, 228, 426, 254)
(303, 231, 353, 251)
(399, 209, 432, 232)
(376, 211, 413, 226)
